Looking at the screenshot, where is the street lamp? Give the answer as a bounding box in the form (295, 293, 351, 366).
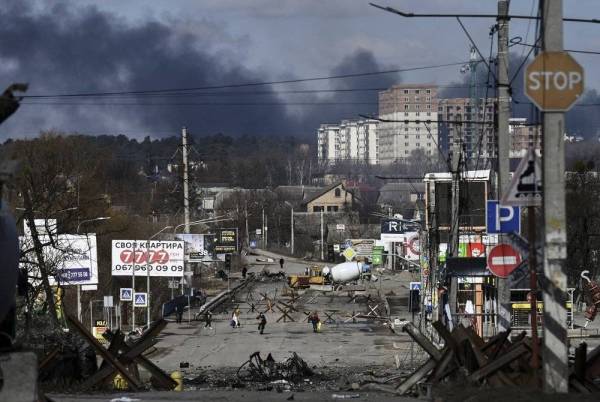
(172, 216, 233, 296)
(145, 225, 173, 328)
(284, 201, 295, 256)
(77, 216, 111, 323)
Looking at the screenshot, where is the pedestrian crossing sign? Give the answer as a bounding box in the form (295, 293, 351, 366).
(134, 292, 148, 307)
(120, 288, 133, 301)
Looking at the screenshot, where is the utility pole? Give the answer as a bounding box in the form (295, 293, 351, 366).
(262, 208, 265, 249)
(290, 207, 294, 255)
(182, 127, 190, 233)
(448, 126, 461, 322)
(540, 0, 569, 392)
(320, 210, 325, 260)
(496, 0, 512, 333)
(181, 127, 190, 295)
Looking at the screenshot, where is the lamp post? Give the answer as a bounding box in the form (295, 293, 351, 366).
(145, 225, 173, 328)
(172, 216, 233, 296)
(76, 217, 110, 323)
(284, 201, 294, 256)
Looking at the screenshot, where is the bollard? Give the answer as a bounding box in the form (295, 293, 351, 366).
(113, 373, 128, 390)
(171, 371, 183, 391)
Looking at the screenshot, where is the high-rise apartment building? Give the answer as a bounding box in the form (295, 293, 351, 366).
(377, 84, 439, 164)
(509, 118, 542, 157)
(438, 98, 496, 168)
(317, 119, 378, 165)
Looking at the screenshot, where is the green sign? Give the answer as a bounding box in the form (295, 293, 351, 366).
(372, 246, 384, 265)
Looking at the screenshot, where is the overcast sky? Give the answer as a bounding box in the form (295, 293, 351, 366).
(1, 0, 599, 139)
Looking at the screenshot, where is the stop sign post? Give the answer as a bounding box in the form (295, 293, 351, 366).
(487, 244, 522, 278)
(524, 51, 584, 111)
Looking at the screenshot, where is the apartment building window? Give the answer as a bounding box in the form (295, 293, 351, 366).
(334, 188, 341, 197)
(403, 89, 409, 94)
(427, 134, 432, 139)
(426, 104, 431, 109)
(313, 206, 324, 212)
(404, 112, 409, 117)
(416, 112, 420, 117)
(405, 135, 409, 139)
(415, 89, 420, 94)
(405, 142, 409, 146)
(416, 135, 420, 139)
(415, 104, 420, 110)
(416, 143, 420, 147)
(426, 89, 431, 94)
(426, 97, 431, 102)
(428, 143, 432, 147)
(404, 97, 409, 102)
(427, 112, 431, 117)
(405, 150, 409, 154)
(415, 96, 420, 102)
(327, 206, 339, 212)
(404, 105, 409, 110)
(404, 127, 408, 131)
(415, 127, 420, 132)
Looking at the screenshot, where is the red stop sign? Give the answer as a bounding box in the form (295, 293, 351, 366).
(487, 244, 521, 278)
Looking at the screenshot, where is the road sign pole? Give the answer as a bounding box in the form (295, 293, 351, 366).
(541, 0, 569, 392)
(528, 206, 540, 369)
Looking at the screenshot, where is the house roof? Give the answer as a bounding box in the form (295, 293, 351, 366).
(301, 182, 350, 206)
(377, 182, 425, 206)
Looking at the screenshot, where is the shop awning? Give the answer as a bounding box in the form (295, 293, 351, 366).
(445, 257, 490, 277)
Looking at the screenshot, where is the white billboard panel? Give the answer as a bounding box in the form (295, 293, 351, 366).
(20, 234, 99, 285)
(111, 240, 184, 277)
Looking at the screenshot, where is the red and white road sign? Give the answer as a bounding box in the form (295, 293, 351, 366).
(487, 244, 521, 278)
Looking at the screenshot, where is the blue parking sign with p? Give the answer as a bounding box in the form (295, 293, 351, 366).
(486, 200, 520, 234)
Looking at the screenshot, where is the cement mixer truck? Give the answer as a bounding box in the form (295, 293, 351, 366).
(328, 261, 375, 283)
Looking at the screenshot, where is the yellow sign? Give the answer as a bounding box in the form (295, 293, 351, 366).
(342, 247, 356, 261)
(524, 51, 584, 111)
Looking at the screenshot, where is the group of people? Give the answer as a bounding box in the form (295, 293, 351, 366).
(202, 308, 320, 335)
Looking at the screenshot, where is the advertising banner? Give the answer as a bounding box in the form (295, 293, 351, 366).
(214, 229, 238, 254)
(404, 232, 420, 261)
(175, 233, 215, 262)
(20, 234, 99, 286)
(111, 240, 185, 277)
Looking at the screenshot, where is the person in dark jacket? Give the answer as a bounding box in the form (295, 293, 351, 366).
(242, 266, 248, 279)
(279, 258, 285, 269)
(204, 310, 213, 329)
(256, 312, 267, 334)
(175, 303, 184, 324)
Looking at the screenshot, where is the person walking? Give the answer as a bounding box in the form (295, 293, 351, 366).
(256, 312, 267, 335)
(308, 311, 320, 333)
(175, 302, 184, 324)
(279, 258, 285, 269)
(231, 311, 239, 329)
(234, 306, 242, 327)
(242, 266, 248, 279)
(204, 310, 213, 329)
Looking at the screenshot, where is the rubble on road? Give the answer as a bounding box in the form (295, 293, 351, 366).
(237, 352, 313, 382)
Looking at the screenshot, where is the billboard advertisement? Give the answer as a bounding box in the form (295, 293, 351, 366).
(20, 234, 99, 285)
(111, 240, 185, 277)
(214, 229, 238, 254)
(175, 233, 215, 262)
(380, 218, 405, 242)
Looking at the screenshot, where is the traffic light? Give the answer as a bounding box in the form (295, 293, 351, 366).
(224, 254, 232, 271)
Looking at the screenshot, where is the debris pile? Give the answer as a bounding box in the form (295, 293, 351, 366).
(237, 352, 314, 383)
(389, 322, 600, 395)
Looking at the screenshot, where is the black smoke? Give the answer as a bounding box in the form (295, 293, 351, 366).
(0, 1, 400, 140)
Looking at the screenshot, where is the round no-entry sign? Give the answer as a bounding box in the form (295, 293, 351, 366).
(487, 244, 521, 278)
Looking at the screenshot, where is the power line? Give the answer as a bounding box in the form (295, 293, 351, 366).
(511, 39, 600, 55)
(22, 61, 471, 99)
